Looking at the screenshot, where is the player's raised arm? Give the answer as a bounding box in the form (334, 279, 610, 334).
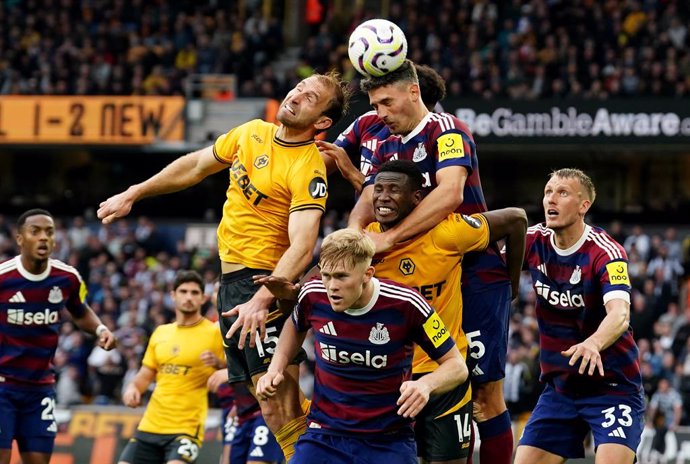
(481, 207, 528, 299)
(97, 145, 227, 224)
(370, 166, 466, 252)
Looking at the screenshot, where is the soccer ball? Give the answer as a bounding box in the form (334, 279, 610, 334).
(348, 19, 408, 77)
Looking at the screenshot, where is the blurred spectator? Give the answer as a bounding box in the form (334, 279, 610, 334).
(648, 378, 683, 431)
(625, 226, 652, 261)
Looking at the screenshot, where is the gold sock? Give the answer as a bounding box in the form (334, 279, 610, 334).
(301, 398, 312, 415)
(275, 414, 307, 461)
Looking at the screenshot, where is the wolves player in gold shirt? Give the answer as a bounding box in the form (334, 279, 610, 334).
(366, 160, 526, 463)
(118, 270, 225, 464)
(99, 73, 350, 459)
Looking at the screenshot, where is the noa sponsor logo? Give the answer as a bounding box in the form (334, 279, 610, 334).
(423, 312, 451, 348)
(319, 343, 387, 368)
(7, 308, 59, 325)
(606, 262, 630, 286)
(535, 280, 585, 309)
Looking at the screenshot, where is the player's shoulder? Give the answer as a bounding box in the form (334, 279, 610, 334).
(49, 259, 83, 281)
(428, 112, 473, 137)
(298, 277, 327, 301)
(585, 225, 627, 261)
(355, 110, 383, 128)
(152, 322, 177, 337)
(0, 256, 20, 277)
(377, 279, 432, 315)
(525, 223, 552, 248)
(527, 223, 552, 237)
(244, 118, 274, 132)
(198, 317, 218, 330)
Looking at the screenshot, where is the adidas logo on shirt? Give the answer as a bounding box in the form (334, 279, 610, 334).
(249, 446, 264, 458)
(607, 427, 627, 439)
(9, 292, 26, 303)
(319, 321, 337, 336)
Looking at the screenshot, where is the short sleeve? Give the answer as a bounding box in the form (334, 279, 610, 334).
(434, 129, 474, 175)
(595, 244, 632, 305)
(410, 301, 455, 361)
(65, 270, 88, 318)
(363, 149, 384, 188)
(432, 213, 489, 254)
(287, 154, 328, 213)
(213, 120, 258, 164)
(292, 281, 318, 332)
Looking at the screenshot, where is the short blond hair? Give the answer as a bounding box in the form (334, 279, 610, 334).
(550, 168, 596, 204)
(319, 229, 376, 270)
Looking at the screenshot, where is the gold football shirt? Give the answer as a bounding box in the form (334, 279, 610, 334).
(367, 213, 489, 374)
(138, 318, 225, 441)
(213, 119, 328, 270)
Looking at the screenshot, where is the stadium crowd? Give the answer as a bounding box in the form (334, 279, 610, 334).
(317, 0, 690, 99)
(1, 212, 689, 428)
(2, 1, 689, 100)
(0, 0, 285, 98)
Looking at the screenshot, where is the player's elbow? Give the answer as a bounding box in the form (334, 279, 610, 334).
(446, 354, 468, 388)
(456, 358, 469, 386)
(511, 207, 528, 229)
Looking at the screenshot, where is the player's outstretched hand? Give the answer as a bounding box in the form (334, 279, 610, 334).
(207, 369, 229, 393)
(97, 189, 136, 224)
(315, 140, 364, 191)
(122, 385, 142, 408)
(561, 338, 604, 376)
(256, 371, 284, 400)
(397, 380, 431, 419)
(364, 229, 395, 254)
(98, 328, 118, 351)
(253, 275, 301, 301)
(222, 292, 273, 349)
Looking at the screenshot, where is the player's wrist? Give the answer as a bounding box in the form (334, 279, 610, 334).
(95, 324, 108, 337)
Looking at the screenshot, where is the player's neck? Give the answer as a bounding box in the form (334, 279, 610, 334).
(275, 125, 315, 144)
(176, 312, 203, 327)
(553, 221, 587, 250)
(20, 255, 48, 275)
(352, 280, 375, 309)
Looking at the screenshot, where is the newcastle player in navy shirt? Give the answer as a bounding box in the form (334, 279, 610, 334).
(516, 170, 644, 464)
(256, 229, 467, 464)
(0, 209, 116, 464)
